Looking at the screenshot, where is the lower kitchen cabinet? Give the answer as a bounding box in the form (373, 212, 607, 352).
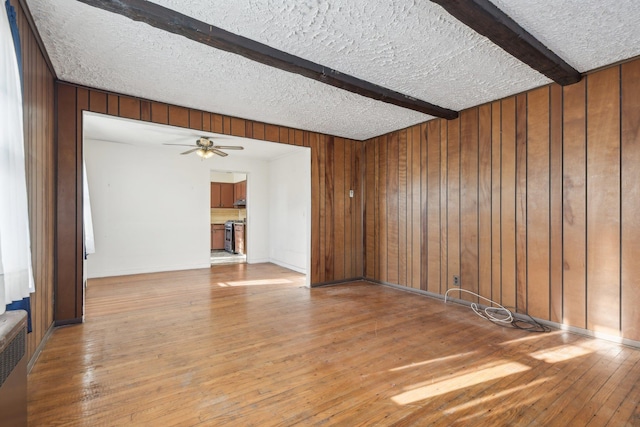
(211, 224, 225, 250)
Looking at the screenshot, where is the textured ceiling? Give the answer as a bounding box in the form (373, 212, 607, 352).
(26, 0, 640, 140)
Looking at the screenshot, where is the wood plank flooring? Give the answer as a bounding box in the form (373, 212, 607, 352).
(28, 263, 640, 426)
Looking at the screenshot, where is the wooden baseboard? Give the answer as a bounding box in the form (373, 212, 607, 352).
(27, 322, 55, 374)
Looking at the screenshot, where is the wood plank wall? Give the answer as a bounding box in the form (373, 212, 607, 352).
(54, 83, 364, 322)
(364, 58, 640, 342)
(12, 0, 56, 363)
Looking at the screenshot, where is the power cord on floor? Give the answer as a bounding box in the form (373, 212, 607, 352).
(444, 288, 551, 333)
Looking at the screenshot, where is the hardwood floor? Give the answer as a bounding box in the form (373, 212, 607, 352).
(28, 263, 640, 426)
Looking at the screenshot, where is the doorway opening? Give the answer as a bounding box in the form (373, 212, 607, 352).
(210, 171, 247, 265)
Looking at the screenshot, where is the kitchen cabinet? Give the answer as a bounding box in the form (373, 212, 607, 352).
(211, 183, 235, 208)
(234, 180, 247, 201)
(211, 224, 225, 250)
(233, 223, 245, 255)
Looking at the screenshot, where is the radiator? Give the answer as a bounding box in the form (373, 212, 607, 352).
(0, 310, 27, 427)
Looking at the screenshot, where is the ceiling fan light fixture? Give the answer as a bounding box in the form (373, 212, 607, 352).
(198, 137, 214, 148)
(196, 148, 214, 159)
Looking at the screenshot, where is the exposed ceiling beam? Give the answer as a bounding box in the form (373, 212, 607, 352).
(76, 0, 459, 120)
(430, 0, 582, 86)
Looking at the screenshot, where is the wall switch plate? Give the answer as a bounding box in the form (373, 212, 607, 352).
(453, 275, 460, 286)
(349, 189, 354, 198)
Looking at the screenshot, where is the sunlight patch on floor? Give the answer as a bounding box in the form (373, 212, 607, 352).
(443, 377, 550, 415)
(391, 361, 530, 405)
(389, 352, 477, 372)
(529, 343, 595, 363)
(499, 330, 563, 346)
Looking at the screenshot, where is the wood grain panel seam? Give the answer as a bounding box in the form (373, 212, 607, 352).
(618, 64, 623, 331)
(584, 74, 589, 328)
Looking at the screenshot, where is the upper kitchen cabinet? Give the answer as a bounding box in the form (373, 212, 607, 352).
(234, 180, 247, 202)
(211, 182, 235, 208)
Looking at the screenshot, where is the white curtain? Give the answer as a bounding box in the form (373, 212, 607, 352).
(0, 6, 35, 315)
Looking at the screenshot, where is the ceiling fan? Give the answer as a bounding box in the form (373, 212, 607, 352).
(164, 136, 244, 159)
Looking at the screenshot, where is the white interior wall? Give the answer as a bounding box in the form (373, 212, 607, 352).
(268, 149, 311, 274)
(84, 138, 273, 278)
(209, 171, 247, 183)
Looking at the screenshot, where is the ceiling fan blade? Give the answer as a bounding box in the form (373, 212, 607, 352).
(214, 145, 244, 150)
(181, 148, 200, 155)
(212, 149, 229, 157)
(164, 143, 197, 147)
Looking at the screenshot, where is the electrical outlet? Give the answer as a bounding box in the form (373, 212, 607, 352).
(453, 275, 460, 286)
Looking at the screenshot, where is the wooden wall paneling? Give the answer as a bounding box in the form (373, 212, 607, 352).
(310, 134, 321, 284)
(344, 140, 354, 279)
(252, 122, 265, 140)
(168, 105, 189, 128)
(295, 130, 304, 147)
(317, 135, 326, 282)
(439, 120, 448, 294)
(45, 55, 55, 334)
(526, 87, 551, 319)
(56, 83, 80, 322)
(387, 132, 400, 285)
(478, 104, 492, 300)
(89, 91, 107, 114)
(244, 121, 254, 138)
(231, 117, 245, 137)
(419, 124, 428, 291)
(15, 0, 57, 359)
(404, 127, 413, 286)
(515, 94, 528, 312)
(374, 137, 380, 280)
(364, 140, 375, 278)
(189, 109, 203, 131)
(501, 98, 517, 309)
(586, 67, 621, 335)
(398, 130, 408, 286)
(265, 124, 279, 142)
(491, 101, 502, 303)
(223, 117, 232, 135)
(140, 101, 151, 121)
(447, 118, 461, 295)
(151, 102, 168, 124)
(119, 96, 140, 120)
(427, 121, 441, 294)
(410, 126, 421, 289)
(562, 79, 587, 328)
(354, 142, 364, 278)
(324, 137, 334, 282)
(549, 84, 564, 323)
(283, 127, 292, 145)
(36, 26, 48, 357)
(459, 109, 479, 301)
(202, 112, 211, 132)
(379, 136, 388, 282)
(334, 138, 346, 280)
(107, 94, 119, 116)
(364, 140, 374, 278)
(212, 114, 223, 133)
(354, 140, 363, 277)
(621, 59, 640, 341)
